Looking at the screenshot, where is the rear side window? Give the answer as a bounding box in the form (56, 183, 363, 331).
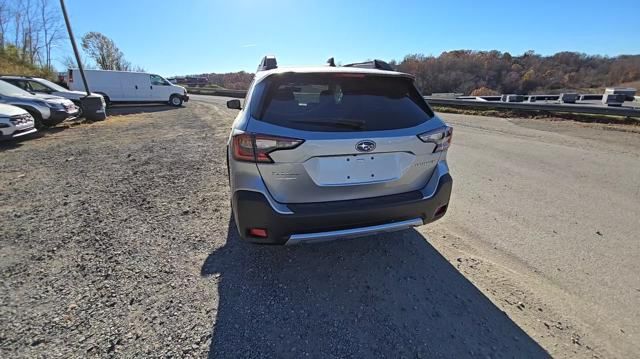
(29, 81, 51, 92)
(4, 79, 28, 90)
(255, 74, 433, 132)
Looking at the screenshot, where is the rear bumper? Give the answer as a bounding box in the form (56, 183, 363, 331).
(232, 166, 452, 245)
(0, 126, 37, 140)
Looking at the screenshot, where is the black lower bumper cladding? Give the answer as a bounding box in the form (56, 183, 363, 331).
(233, 174, 452, 244)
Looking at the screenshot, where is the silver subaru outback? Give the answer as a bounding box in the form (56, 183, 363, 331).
(226, 56, 453, 245)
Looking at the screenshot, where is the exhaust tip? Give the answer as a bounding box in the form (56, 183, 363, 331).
(434, 204, 448, 217)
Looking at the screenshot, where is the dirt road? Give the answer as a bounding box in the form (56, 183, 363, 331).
(426, 112, 640, 358)
(1, 97, 638, 358)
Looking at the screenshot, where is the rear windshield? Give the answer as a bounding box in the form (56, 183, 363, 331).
(255, 73, 434, 132)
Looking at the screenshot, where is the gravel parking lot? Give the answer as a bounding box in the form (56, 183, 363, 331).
(1, 99, 638, 358)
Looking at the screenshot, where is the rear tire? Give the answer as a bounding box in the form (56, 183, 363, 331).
(26, 110, 45, 129)
(96, 93, 111, 108)
(72, 100, 84, 118)
(169, 94, 183, 107)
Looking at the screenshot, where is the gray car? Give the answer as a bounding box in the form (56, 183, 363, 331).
(225, 57, 453, 245)
(0, 79, 79, 128)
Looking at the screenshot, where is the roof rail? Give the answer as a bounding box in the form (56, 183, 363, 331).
(257, 56, 278, 71)
(0, 74, 33, 78)
(344, 59, 393, 71)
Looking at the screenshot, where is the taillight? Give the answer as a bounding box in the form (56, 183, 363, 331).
(232, 133, 304, 163)
(417, 126, 453, 153)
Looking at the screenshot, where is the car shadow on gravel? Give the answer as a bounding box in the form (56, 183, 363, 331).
(200, 219, 549, 359)
(0, 130, 57, 151)
(107, 104, 183, 116)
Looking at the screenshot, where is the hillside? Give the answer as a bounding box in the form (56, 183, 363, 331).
(0, 48, 56, 80)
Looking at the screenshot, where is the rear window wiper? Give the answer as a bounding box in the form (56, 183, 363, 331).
(289, 119, 365, 130)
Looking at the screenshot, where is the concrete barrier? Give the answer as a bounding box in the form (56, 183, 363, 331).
(426, 97, 640, 117)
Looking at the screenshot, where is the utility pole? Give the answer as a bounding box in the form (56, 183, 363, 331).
(59, 0, 89, 96)
(59, 0, 106, 120)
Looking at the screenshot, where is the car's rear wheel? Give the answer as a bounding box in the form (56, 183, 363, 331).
(26, 110, 45, 129)
(72, 100, 84, 118)
(169, 94, 183, 107)
(96, 93, 111, 108)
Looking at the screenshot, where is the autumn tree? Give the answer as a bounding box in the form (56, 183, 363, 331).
(471, 87, 499, 96)
(393, 50, 640, 95)
(81, 31, 132, 71)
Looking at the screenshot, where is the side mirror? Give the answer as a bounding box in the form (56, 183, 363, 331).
(227, 99, 242, 110)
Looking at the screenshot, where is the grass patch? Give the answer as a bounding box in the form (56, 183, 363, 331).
(0, 51, 56, 79)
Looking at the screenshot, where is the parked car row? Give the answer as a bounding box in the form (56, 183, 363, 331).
(0, 70, 188, 142)
(0, 78, 81, 132)
(0, 75, 104, 118)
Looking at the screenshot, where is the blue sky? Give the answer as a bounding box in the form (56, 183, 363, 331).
(60, 0, 640, 76)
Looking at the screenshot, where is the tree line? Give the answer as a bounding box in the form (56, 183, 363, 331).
(204, 72, 254, 90)
(185, 51, 640, 95)
(392, 50, 640, 95)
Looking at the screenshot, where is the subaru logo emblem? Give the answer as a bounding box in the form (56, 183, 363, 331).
(355, 140, 376, 152)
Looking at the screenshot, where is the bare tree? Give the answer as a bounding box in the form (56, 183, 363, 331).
(61, 54, 95, 70)
(39, 0, 64, 70)
(11, 0, 22, 50)
(0, 0, 9, 50)
(17, 0, 43, 65)
(0, 0, 65, 70)
(81, 31, 131, 71)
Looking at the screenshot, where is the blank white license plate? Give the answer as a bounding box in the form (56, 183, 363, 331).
(304, 152, 415, 186)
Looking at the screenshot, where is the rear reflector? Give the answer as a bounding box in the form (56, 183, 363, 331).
(248, 228, 268, 238)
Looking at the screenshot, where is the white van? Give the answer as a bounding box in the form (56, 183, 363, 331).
(67, 69, 188, 106)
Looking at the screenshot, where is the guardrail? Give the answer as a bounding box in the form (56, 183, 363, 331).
(425, 98, 640, 118)
(186, 87, 246, 98)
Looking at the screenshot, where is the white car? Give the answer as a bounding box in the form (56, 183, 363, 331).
(0, 76, 104, 117)
(66, 69, 189, 106)
(0, 103, 37, 140)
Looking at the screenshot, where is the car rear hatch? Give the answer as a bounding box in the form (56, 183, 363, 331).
(240, 72, 450, 204)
